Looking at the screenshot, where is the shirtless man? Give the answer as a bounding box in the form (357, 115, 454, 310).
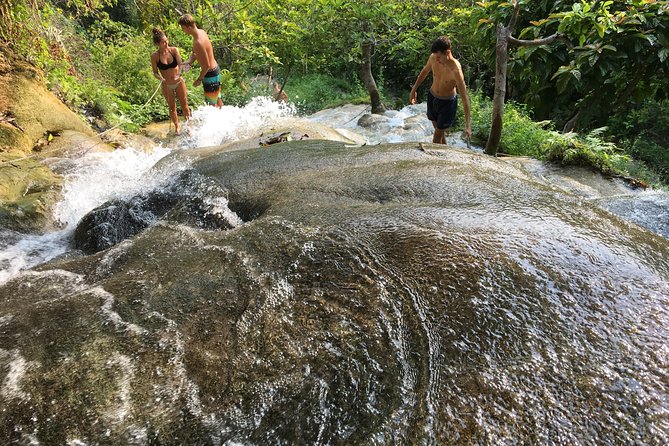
(178, 14, 223, 107)
(410, 36, 471, 144)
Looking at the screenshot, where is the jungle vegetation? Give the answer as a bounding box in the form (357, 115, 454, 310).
(1, 0, 668, 185)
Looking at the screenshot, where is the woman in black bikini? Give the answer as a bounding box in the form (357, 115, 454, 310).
(150, 27, 191, 135)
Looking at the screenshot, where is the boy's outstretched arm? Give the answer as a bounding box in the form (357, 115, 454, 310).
(454, 62, 471, 139)
(410, 58, 432, 104)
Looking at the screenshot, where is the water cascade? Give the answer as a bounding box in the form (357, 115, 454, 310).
(1, 99, 668, 445)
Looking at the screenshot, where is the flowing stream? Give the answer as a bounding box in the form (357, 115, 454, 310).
(2, 98, 667, 284)
(0, 99, 459, 283)
(0, 98, 295, 283)
(1, 98, 668, 445)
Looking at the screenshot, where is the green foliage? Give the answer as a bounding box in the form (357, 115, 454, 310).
(627, 139, 669, 183)
(288, 74, 368, 114)
(543, 129, 628, 175)
(38, 13, 166, 129)
(606, 99, 669, 182)
(499, 107, 553, 158)
(382, 5, 485, 90)
(90, 35, 157, 104)
(473, 0, 669, 129)
(468, 90, 493, 145)
(541, 127, 662, 187)
(86, 11, 137, 44)
(468, 89, 665, 185)
(468, 90, 551, 157)
(611, 155, 665, 189)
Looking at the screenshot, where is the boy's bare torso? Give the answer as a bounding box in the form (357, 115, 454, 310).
(192, 29, 217, 70)
(429, 53, 461, 97)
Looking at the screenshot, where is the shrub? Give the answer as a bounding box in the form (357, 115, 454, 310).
(543, 129, 630, 175)
(468, 90, 552, 157)
(607, 99, 669, 183)
(287, 73, 368, 114)
(90, 35, 159, 106)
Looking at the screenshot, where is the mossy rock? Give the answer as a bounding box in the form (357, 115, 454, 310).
(0, 51, 95, 155)
(40, 130, 114, 158)
(7, 76, 94, 153)
(100, 128, 156, 152)
(0, 122, 31, 152)
(140, 121, 175, 143)
(0, 153, 63, 232)
(0, 53, 101, 231)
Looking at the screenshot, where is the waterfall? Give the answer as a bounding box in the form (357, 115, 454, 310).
(0, 97, 295, 284)
(1, 99, 669, 445)
(1, 98, 668, 284)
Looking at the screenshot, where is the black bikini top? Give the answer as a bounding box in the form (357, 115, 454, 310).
(157, 50, 178, 71)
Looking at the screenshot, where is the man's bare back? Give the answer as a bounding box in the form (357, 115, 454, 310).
(178, 14, 223, 107)
(189, 28, 217, 79)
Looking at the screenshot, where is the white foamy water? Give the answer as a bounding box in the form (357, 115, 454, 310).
(182, 96, 296, 148)
(53, 146, 174, 228)
(308, 102, 473, 148)
(0, 98, 297, 284)
(0, 146, 173, 284)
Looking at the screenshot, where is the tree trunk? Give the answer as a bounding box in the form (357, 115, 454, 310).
(485, 24, 510, 156)
(562, 109, 580, 133)
(360, 41, 386, 114)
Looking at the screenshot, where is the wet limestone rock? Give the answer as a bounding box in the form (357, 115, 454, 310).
(1, 141, 668, 444)
(141, 121, 176, 144)
(0, 48, 102, 232)
(357, 113, 390, 131)
(1, 73, 94, 154)
(0, 153, 62, 232)
(73, 171, 241, 254)
(39, 130, 114, 158)
(100, 128, 156, 152)
(73, 198, 158, 255)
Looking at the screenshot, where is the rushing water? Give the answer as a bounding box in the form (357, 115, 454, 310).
(2, 98, 666, 284)
(0, 99, 444, 283)
(0, 147, 171, 283)
(1, 98, 669, 445)
(0, 98, 295, 284)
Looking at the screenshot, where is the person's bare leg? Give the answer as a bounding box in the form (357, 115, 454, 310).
(164, 85, 179, 135)
(176, 81, 191, 121)
(430, 121, 438, 144)
(433, 128, 446, 144)
(216, 97, 223, 108)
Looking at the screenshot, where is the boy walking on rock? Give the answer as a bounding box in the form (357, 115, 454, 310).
(410, 36, 471, 144)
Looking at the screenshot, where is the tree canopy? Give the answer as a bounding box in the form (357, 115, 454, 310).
(475, 0, 669, 129)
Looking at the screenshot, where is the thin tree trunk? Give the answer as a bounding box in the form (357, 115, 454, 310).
(360, 41, 386, 114)
(485, 24, 510, 156)
(562, 109, 580, 133)
(483, 0, 560, 157)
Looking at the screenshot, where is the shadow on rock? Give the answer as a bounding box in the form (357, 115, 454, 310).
(73, 170, 242, 254)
